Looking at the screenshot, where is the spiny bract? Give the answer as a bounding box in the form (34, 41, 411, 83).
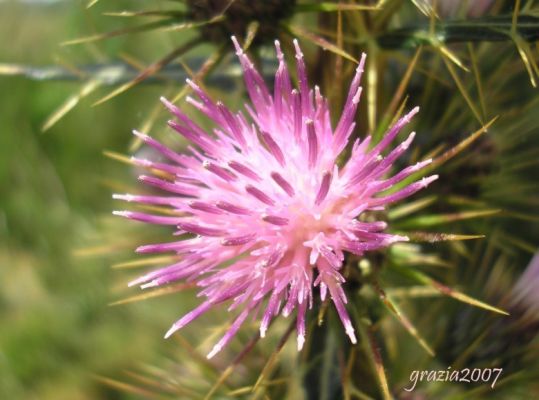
(114, 37, 438, 358)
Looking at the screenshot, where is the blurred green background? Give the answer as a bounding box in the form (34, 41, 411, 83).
(0, 2, 191, 398)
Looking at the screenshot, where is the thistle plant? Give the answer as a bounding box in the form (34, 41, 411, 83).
(90, 0, 537, 398)
(104, 2, 537, 398)
(2, 1, 539, 399)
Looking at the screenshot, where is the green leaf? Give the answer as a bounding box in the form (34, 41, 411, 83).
(252, 320, 295, 393)
(42, 79, 102, 132)
(287, 24, 359, 64)
(93, 375, 158, 398)
(371, 281, 435, 356)
(388, 196, 436, 220)
(355, 321, 392, 400)
(377, 15, 539, 49)
(62, 19, 179, 45)
(109, 283, 194, 306)
(92, 38, 201, 105)
(295, 2, 380, 13)
(392, 267, 509, 316)
(103, 10, 188, 19)
(406, 232, 485, 243)
(394, 209, 500, 229)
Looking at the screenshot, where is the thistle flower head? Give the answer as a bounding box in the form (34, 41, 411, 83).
(511, 252, 539, 321)
(114, 37, 437, 358)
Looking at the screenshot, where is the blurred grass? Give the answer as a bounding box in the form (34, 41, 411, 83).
(0, 2, 198, 399)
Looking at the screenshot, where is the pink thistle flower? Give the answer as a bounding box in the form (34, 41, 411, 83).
(114, 37, 438, 358)
(427, 0, 493, 18)
(511, 252, 539, 321)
